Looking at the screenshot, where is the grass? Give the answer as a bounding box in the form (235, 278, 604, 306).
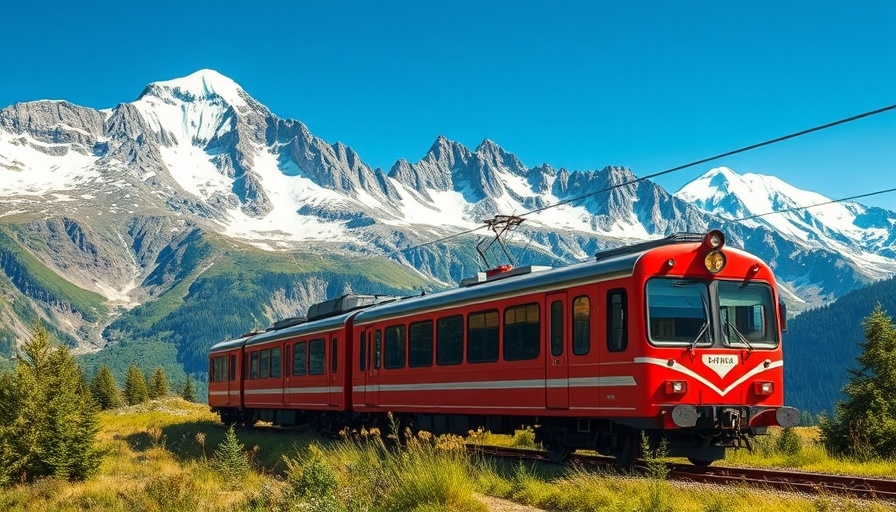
(0, 403, 893, 511)
(725, 426, 896, 479)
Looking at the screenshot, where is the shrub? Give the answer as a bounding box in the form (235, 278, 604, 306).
(777, 427, 803, 456)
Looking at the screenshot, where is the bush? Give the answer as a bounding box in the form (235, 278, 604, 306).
(777, 427, 803, 456)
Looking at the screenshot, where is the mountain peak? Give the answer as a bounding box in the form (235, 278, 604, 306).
(139, 69, 248, 107)
(475, 138, 501, 152)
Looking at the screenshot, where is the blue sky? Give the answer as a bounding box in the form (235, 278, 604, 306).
(2, 1, 895, 209)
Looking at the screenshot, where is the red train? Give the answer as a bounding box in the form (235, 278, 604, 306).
(209, 231, 798, 465)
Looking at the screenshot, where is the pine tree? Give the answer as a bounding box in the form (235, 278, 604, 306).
(123, 364, 149, 405)
(90, 365, 122, 410)
(148, 366, 169, 399)
(214, 425, 251, 481)
(820, 305, 896, 459)
(181, 374, 196, 402)
(0, 321, 101, 484)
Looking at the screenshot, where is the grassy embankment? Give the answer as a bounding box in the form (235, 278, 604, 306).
(1, 399, 893, 512)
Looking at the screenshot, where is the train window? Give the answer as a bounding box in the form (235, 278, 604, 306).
(468, 310, 499, 363)
(250, 351, 260, 379)
(293, 341, 307, 376)
(385, 325, 407, 369)
(436, 315, 463, 365)
(573, 296, 591, 355)
(260, 349, 270, 379)
(211, 356, 227, 382)
(550, 300, 563, 357)
(309, 338, 325, 375)
(374, 330, 382, 370)
(229, 354, 236, 381)
(360, 332, 367, 371)
(504, 303, 540, 361)
(409, 320, 434, 367)
(271, 347, 282, 378)
(647, 278, 709, 345)
(607, 289, 628, 352)
(718, 281, 778, 347)
(331, 338, 338, 374)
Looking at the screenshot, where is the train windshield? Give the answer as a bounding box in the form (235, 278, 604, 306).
(718, 281, 778, 348)
(646, 279, 710, 345)
(647, 278, 779, 348)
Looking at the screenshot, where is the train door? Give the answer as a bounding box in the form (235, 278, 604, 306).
(364, 328, 381, 406)
(546, 292, 569, 409)
(228, 353, 238, 407)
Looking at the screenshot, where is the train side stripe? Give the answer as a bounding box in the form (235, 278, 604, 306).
(633, 357, 783, 397)
(231, 377, 639, 397)
(243, 387, 343, 395)
(351, 376, 636, 393)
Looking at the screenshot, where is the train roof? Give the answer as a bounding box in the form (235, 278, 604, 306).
(354, 249, 643, 325)
(244, 309, 357, 347)
(209, 334, 256, 354)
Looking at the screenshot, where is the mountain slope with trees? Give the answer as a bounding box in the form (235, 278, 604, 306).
(784, 275, 896, 415)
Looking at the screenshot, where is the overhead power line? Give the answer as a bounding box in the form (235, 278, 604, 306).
(402, 102, 896, 252)
(737, 186, 896, 222)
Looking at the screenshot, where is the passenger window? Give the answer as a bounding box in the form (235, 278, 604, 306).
(271, 348, 282, 378)
(331, 338, 338, 374)
(260, 349, 270, 379)
(436, 315, 463, 365)
(550, 300, 563, 357)
(309, 338, 325, 375)
(374, 330, 382, 369)
(573, 296, 591, 355)
(409, 320, 434, 367)
(504, 303, 540, 361)
(360, 332, 367, 371)
(385, 325, 407, 369)
(293, 341, 307, 376)
(250, 351, 260, 379)
(468, 310, 499, 363)
(607, 289, 628, 352)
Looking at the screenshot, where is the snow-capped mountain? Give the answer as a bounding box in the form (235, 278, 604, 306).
(2, 69, 896, 356)
(676, 167, 896, 273)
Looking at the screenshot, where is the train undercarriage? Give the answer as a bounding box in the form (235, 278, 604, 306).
(212, 405, 780, 467)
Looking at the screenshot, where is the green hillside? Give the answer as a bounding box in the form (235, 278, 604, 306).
(106, 238, 435, 375)
(784, 274, 896, 415)
(0, 225, 108, 348)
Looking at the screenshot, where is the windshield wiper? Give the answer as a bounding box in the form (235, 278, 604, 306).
(726, 321, 755, 352)
(689, 321, 709, 352)
(688, 292, 711, 352)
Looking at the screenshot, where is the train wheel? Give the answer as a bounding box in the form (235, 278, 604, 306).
(615, 433, 640, 469)
(546, 443, 571, 463)
(687, 457, 714, 467)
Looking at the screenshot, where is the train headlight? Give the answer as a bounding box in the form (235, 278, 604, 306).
(665, 380, 687, 395)
(704, 250, 726, 273)
(754, 381, 774, 395)
(704, 230, 725, 249)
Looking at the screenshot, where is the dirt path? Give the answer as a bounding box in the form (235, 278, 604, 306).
(475, 493, 548, 512)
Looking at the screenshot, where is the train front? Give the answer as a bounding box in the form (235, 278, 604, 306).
(633, 230, 799, 465)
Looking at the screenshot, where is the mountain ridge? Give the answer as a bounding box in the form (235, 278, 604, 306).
(1, 69, 895, 392)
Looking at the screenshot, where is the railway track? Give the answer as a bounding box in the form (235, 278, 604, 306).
(234, 426, 896, 501)
(467, 444, 896, 501)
